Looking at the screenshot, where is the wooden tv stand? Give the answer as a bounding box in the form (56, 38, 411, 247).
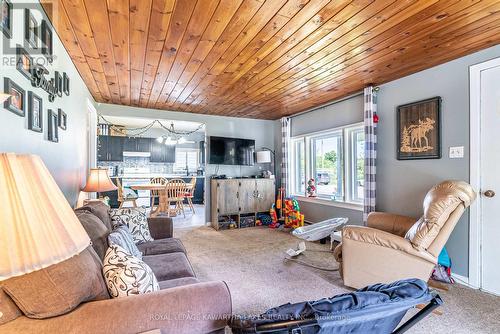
(210, 178, 275, 230)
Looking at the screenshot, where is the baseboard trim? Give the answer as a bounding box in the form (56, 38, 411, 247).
(451, 273, 475, 288)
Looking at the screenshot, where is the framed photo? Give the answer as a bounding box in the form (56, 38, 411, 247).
(24, 8, 39, 49)
(3, 78, 26, 117)
(63, 73, 70, 96)
(1, 0, 12, 39)
(28, 91, 43, 132)
(16, 46, 33, 80)
(55, 71, 63, 97)
(47, 109, 58, 142)
(41, 20, 53, 62)
(397, 97, 441, 160)
(58, 108, 67, 130)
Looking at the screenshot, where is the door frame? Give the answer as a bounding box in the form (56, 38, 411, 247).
(469, 56, 500, 289)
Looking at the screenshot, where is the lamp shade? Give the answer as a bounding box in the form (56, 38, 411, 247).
(0, 153, 91, 280)
(0, 93, 12, 103)
(82, 168, 117, 192)
(256, 150, 272, 164)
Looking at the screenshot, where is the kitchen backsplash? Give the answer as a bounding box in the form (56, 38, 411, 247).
(98, 157, 174, 174)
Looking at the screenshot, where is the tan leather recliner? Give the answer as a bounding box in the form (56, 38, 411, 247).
(334, 180, 476, 289)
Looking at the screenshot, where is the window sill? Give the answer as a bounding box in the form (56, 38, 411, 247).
(294, 196, 363, 211)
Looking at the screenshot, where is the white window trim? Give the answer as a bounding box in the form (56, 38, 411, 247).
(173, 148, 200, 173)
(289, 122, 364, 210)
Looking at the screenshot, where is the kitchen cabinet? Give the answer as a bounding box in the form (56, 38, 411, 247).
(150, 141, 176, 163)
(124, 137, 151, 152)
(98, 135, 124, 161)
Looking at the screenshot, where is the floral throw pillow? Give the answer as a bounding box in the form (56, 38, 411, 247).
(110, 207, 153, 244)
(102, 245, 159, 298)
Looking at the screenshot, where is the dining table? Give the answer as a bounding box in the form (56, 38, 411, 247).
(131, 182, 193, 217)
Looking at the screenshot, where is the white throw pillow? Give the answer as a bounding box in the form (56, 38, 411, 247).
(102, 245, 159, 298)
(110, 207, 153, 244)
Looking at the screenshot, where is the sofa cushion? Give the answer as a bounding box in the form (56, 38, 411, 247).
(0, 286, 21, 325)
(3, 247, 109, 319)
(137, 238, 186, 256)
(102, 245, 159, 298)
(143, 253, 195, 281)
(76, 211, 110, 261)
(110, 207, 153, 244)
(76, 202, 113, 231)
(158, 277, 200, 290)
(407, 180, 476, 250)
(108, 225, 143, 260)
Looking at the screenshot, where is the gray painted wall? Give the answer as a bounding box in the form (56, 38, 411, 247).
(281, 44, 500, 277)
(98, 103, 276, 221)
(376, 44, 500, 277)
(0, 0, 94, 207)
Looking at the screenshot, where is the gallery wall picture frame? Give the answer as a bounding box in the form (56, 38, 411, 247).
(63, 73, 70, 96)
(41, 20, 53, 62)
(24, 8, 39, 49)
(1, 0, 12, 39)
(397, 96, 442, 160)
(58, 108, 67, 130)
(4, 78, 26, 117)
(28, 91, 43, 132)
(16, 45, 33, 80)
(54, 71, 63, 97)
(47, 109, 59, 142)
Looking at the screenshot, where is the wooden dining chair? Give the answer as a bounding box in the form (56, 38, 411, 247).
(116, 178, 138, 208)
(184, 177, 196, 213)
(150, 177, 167, 213)
(166, 179, 187, 218)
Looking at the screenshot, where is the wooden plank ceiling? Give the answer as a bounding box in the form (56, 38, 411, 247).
(42, 0, 500, 120)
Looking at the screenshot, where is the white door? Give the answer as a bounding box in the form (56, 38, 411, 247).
(474, 58, 500, 295)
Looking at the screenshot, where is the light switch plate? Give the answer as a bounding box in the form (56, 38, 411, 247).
(449, 146, 464, 159)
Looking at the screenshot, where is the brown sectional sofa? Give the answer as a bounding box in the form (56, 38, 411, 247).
(0, 202, 231, 334)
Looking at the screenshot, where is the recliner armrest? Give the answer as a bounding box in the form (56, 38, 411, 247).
(0, 281, 231, 334)
(147, 217, 173, 239)
(367, 212, 417, 237)
(343, 226, 436, 263)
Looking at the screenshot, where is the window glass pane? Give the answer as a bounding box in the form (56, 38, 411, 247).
(292, 139, 305, 195)
(312, 134, 343, 200)
(352, 130, 365, 201)
(173, 149, 199, 173)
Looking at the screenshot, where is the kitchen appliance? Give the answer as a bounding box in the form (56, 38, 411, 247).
(121, 167, 152, 207)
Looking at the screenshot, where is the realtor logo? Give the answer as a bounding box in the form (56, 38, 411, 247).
(2, 1, 57, 67)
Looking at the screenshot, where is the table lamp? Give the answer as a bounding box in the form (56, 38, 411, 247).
(0, 153, 91, 280)
(82, 168, 117, 198)
(256, 148, 276, 179)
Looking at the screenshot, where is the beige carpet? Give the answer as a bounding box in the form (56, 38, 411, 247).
(176, 226, 500, 333)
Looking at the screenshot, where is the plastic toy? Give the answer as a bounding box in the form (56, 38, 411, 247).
(283, 198, 305, 229)
(269, 205, 281, 228)
(306, 178, 316, 197)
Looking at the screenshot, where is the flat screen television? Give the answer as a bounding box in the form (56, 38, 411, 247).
(209, 136, 255, 166)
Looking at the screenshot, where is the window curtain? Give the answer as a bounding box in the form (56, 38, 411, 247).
(363, 86, 377, 223)
(281, 117, 291, 196)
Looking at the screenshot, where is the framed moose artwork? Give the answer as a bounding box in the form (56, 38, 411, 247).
(397, 97, 441, 160)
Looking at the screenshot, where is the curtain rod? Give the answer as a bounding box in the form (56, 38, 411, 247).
(289, 91, 364, 119)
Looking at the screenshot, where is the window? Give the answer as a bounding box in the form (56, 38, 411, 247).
(291, 138, 305, 195)
(290, 123, 364, 205)
(173, 148, 199, 174)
